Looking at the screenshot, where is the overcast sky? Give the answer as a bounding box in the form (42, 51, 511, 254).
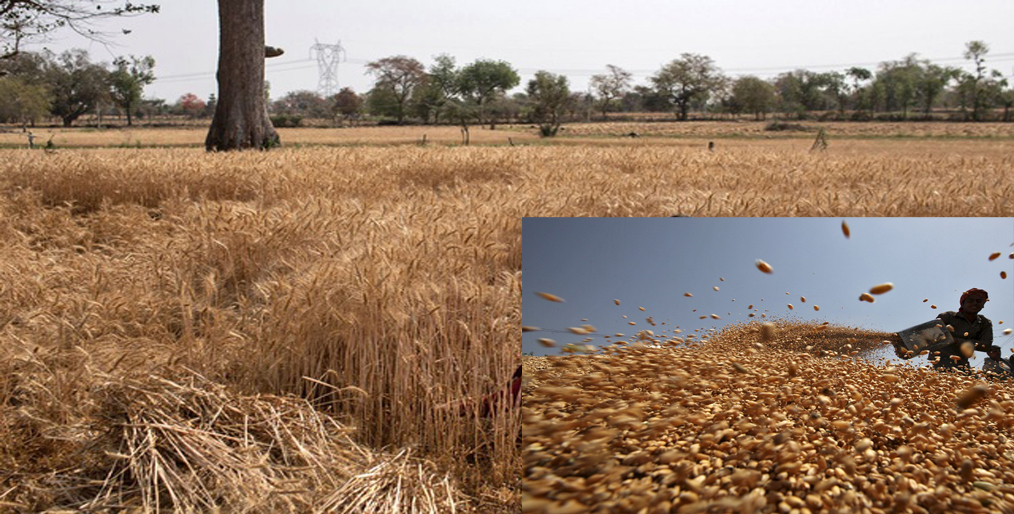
(24, 0, 1014, 103)
(523, 218, 1014, 366)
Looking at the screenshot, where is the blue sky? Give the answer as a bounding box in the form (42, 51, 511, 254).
(523, 218, 1014, 360)
(27, 0, 1013, 103)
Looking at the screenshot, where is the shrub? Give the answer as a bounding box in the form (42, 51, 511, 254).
(269, 114, 303, 127)
(764, 121, 811, 132)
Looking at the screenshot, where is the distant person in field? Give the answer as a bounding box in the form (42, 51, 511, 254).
(438, 365, 522, 417)
(983, 346, 1011, 379)
(931, 288, 993, 371)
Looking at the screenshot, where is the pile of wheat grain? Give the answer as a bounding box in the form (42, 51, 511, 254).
(523, 320, 1014, 513)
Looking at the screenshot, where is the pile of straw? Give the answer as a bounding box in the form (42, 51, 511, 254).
(1, 360, 465, 513)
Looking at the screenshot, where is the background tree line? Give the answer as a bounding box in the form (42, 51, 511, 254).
(0, 49, 157, 128)
(354, 41, 1012, 127)
(3, 40, 1012, 132)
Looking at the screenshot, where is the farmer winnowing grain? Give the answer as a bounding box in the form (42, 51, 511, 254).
(931, 288, 992, 371)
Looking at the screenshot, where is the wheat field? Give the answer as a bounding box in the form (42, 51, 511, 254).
(5, 120, 1013, 150)
(0, 125, 542, 148)
(0, 124, 1012, 511)
(561, 120, 1014, 139)
(0, 146, 525, 512)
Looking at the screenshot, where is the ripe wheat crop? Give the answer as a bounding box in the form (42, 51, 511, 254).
(0, 147, 523, 512)
(562, 120, 1014, 139)
(0, 125, 541, 148)
(0, 130, 1011, 511)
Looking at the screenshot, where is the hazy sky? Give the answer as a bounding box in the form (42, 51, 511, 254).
(25, 0, 1014, 103)
(523, 218, 1014, 365)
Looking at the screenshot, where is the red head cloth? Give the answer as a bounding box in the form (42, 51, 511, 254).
(960, 288, 989, 306)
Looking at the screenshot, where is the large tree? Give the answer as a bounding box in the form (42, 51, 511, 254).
(651, 53, 723, 121)
(874, 55, 921, 119)
(589, 64, 632, 119)
(456, 59, 519, 127)
(820, 72, 848, 115)
(846, 67, 872, 114)
(731, 76, 775, 120)
(206, 0, 279, 151)
(45, 48, 109, 126)
(963, 40, 990, 121)
(773, 70, 834, 116)
(526, 70, 570, 137)
(1, 1, 159, 60)
(109, 54, 154, 125)
(365, 55, 426, 124)
(331, 86, 362, 123)
(0, 75, 50, 128)
(915, 62, 958, 115)
(422, 53, 459, 124)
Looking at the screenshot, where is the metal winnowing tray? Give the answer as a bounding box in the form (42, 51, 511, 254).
(893, 319, 955, 359)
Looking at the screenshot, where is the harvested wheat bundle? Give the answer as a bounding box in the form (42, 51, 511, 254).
(317, 448, 459, 514)
(4, 368, 466, 512)
(84, 372, 360, 512)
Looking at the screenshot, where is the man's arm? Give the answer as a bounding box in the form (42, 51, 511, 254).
(956, 321, 993, 352)
(981, 321, 994, 348)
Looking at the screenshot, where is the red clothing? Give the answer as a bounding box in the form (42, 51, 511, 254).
(460, 366, 522, 417)
(960, 288, 988, 305)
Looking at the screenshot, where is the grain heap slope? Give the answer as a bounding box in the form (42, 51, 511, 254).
(523, 320, 1014, 513)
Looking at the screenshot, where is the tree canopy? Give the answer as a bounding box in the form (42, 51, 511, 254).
(590, 64, 632, 118)
(45, 49, 110, 126)
(365, 55, 426, 124)
(1, 1, 159, 60)
(456, 59, 519, 125)
(651, 53, 723, 121)
(527, 70, 570, 137)
(109, 54, 154, 125)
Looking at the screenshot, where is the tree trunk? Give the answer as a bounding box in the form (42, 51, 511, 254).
(206, 0, 279, 151)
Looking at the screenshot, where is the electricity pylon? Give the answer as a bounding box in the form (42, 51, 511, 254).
(310, 39, 346, 97)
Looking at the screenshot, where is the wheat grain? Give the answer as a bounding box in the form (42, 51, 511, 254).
(537, 292, 565, 302)
(869, 283, 894, 295)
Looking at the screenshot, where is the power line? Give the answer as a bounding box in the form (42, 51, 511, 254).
(155, 57, 317, 82)
(150, 51, 1014, 88)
